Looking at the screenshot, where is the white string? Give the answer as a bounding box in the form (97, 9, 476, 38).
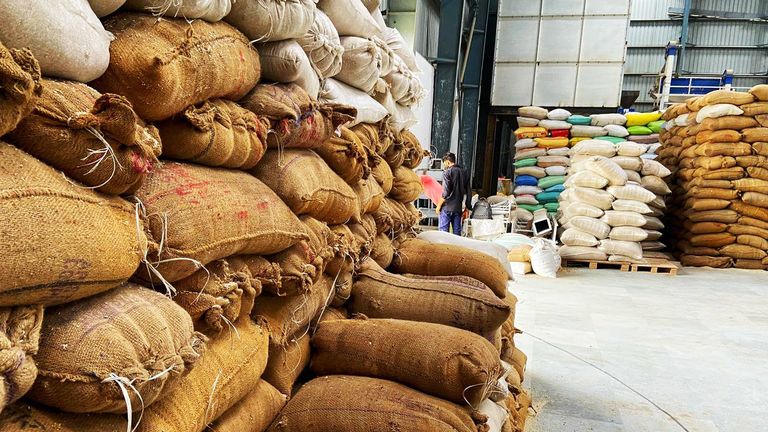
(102, 373, 145, 432)
(204, 370, 223, 425)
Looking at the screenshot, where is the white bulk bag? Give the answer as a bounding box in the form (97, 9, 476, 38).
(529, 238, 560, 278)
(226, 0, 316, 42)
(297, 9, 344, 79)
(89, 0, 126, 17)
(336, 36, 381, 93)
(0, 0, 112, 82)
(418, 230, 515, 280)
(320, 79, 387, 125)
(124, 0, 231, 21)
(259, 40, 320, 99)
(317, 0, 380, 37)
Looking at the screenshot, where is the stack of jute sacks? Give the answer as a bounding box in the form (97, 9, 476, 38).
(0, 2, 532, 432)
(557, 131, 671, 262)
(658, 86, 768, 270)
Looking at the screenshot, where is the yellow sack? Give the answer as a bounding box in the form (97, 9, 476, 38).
(514, 127, 547, 139)
(569, 137, 590, 145)
(507, 245, 533, 262)
(534, 137, 569, 148)
(625, 111, 662, 127)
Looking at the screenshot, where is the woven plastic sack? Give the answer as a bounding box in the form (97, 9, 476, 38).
(598, 239, 642, 260)
(612, 199, 652, 214)
(297, 10, 343, 79)
(225, 0, 315, 41)
(513, 157, 537, 167)
(605, 124, 629, 137)
(567, 114, 591, 125)
(561, 228, 599, 247)
(571, 187, 614, 210)
(569, 216, 611, 239)
(641, 159, 672, 177)
(648, 120, 665, 133)
(534, 137, 568, 148)
(627, 125, 652, 135)
(559, 246, 607, 261)
(517, 116, 539, 127)
(570, 125, 607, 137)
(514, 126, 547, 139)
(641, 176, 671, 195)
(529, 238, 560, 278)
(335, 37, 381, 93)
(600, 210, 647, 228)
(561, 201, 605, 219)
(0, 0, 112, 82)
(696, 103, 743, 123)
(565, 171, 609, 189)
(536, 155, 570, 167)
(259, 40, 320, 98)
(516, 166, 546, 178)
(590, 113, 626, 127)
(584, 156, 627, 186)
(570, 140, 617, 157)
(617, 142, 648, 157)
(611, 156, 643, 171)
(535, 191, 560, 203)
(547, 147, 571, 156)
(607, 185, 655, 203)
(625, 111, 662, 127)
(538, 175, 565, 189)
(545, 108, 570, 120)
(124, 0, 231, 21)
(514, 185, 542, 195)
(609, 226, 648, 242)
(546, 166, 567, 176)
(519, 106, 548, 119)
(538, 119, 571, 130)
(377, 26, 421, 73)
(318, 0, 380, 37)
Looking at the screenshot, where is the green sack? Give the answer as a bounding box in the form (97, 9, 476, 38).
(535, 191, 561, 203)
(595, 135, 626, 144)
(567, 115, 591, 125)
(544, 202, 560, 212)
(518, 204, 544, 212)
(627, 125, 653, 135)
(647, 120, 665, 133)
(513, 158, 538, 168)
(537, 175, 565, 189)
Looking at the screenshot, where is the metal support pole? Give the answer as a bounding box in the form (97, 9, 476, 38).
(661, 41, 678, 110)
(430, 0, 463, 158)
(677, 0, 692, 76)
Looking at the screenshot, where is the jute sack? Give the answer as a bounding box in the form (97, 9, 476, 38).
(681, 254, 732, 268)
(0, 143, 146, 306)
(252, 150, 361, 224)
(336, 37, 381, 94)
(559, 246, 607, 261)
(686, 221, 728, 234)
(240, 83, 312, 121)
(226, 255, 282, 295)
(134, 162, 308, 282)
(315, 126, 369, 184)
(0, 305, 43, 414)
(695, 142, 753, 157)
(384, 57, 425, 106)
(263, 333, 311, 396)
(312, 318, 503, 406)
(693, 156, 737, 170)
(696, 116, 758, 131)
(370, 234, 395, 267)
(268, 104, 355, 150)
(297, 10, 343, 79)
(157, 99, 268, 170)
(731, 201, 768, 222)
(355, 178, 385, 215)
(691, 167, 745, 181)
(173, 259, 259, 334)
(686, 209, 740, 224)
(124, 0, 232, 21)
(225, 0, 316, 42)
(9, 79, 161, 195)
(686, 197, 731, 211)
(740, 216, 768, 230)
(732, 178, 768, 194)
(743, 191, 768, 208)
(747, 166, 768, 181)
(319, 79, 388, 126)
(686, 187, 739, 200)
(389, 166, 423, 202)
(351, 260, 511, 337)
(258, 40, 320, 99)
(609, 226, 648, 242)
(749, 84, 768, 101)
(695, 129, 741, 144)
(391, 238, 510, 298)
(720, 244, 767, 260)
(93, 13, 260, 121)
(742, 127, 768, 143)
(267, 375, 484, 432)
(755, 142, 768, 156)
(0, 0, 111, 82)
(737, 234, 768, 250)
(701, 90, 754, 106)
(401, 130, 429, 169)
(0, 43, 40, 137)
(251, 276, 334, 346)
(29, 284, 205, 413)
(733, 259, 767, 270)
(209, 380, 287, 432)
(598, 240, 642, 260)
(689, 233, 736, 248)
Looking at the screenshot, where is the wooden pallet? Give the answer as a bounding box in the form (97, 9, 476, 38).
(562, 252, 681, 276)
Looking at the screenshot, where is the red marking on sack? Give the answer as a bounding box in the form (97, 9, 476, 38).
(237, 210, 249, 220)
(174, 181, 210, 196)
(131, 153, 153, 174)
(255, 201, 269, 210)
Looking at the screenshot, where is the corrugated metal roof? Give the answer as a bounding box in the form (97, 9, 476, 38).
(630, 0, 767, 20)
(630, 0, 684, 20)
(628, 21, 768, 46)
(625, 47, 767, 75)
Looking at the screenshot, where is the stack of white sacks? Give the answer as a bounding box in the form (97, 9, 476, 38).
(558, 138, 672, 262)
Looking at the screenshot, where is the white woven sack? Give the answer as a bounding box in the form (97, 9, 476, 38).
(616, 142, 648, 157)
(547, 147, 570, 156)
(537, 156, 570, 167)
(297, 10, 343, 79)
(361, 0, 379, 11)
(478, 399, 509, 432)
(607, 185, 655, 203)
(259, 39, 310, 82)
(375, 36, 397, 76)
(674, 113, 689, 127)
(600, 210, 647, 228)
(514, 185, 542, 195)
(604, 124, 629, 137)
(570, 125, 606, 137)
(515, 195, 539, 205)
(641, 159, 672, 178)
(376, 25, 421, 73)
(318, 0, 380, 37)
(124, 0, 231, 21)
(584, 156, 627, 186)
(517, 117, 540, 127)
(538, 119, 571, 130)
(571, 187, 614, 210)
(319, 79, 388, 125)
(612, 199, 652, 215)
(519, 106, 548, 120)
(609, 227, 648, 242)
(547, 108, 571, 121)
(529, 238, 560, 278)
(89, 0, 125, 17)
(384, 56, 425, 106)
(514, 139, 537, 149)
(590, 113, 627, 127)
(226, 0, 316, 42)
(608, 255, 644, 263)
(337, 37, 381, 93)
(625, 170, 642, 183)
(565, 170, 609, 189)
(0, 0, 112, 82)
(561, 228, 599, 247)
(696, 103, 743, 123)
(650, 196, 666, 209)
(646, 143, 662, 154)
(570, 216, 611, 239)
(598, 239, 642, 260)
(561, 201, 604, 219)
(611, 156, 643, 172)
(545, 166, 567, 176)
(559, 246, 607, 261)
(570, 140, 617, 157)
(641, 176, 671, 195)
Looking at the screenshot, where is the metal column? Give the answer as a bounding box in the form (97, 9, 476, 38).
(676, 0, 692, 75)
(430, 0, 463, 158)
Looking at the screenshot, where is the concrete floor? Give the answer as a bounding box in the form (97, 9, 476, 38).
(512, 267, 768, 432)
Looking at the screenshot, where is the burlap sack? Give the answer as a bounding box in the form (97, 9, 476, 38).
(701, 90, 754, 106)
(729, 224, 768, 239)
(157, 99, 269, 170)
(401, 130, 428, 169)
(737, 234, 768, 250)
(686, 187, 739, 200)
(720, 244, 767, 260)
(9, 79, 161, 195)
(351, 260, 510, 337)
(267, 375, 483, 432)
(686, 209, 740, 224)
(252, 150, 360, 224)
(741, 216, 768, 230)
(94, 13, 261, 120)
(755, 142, 768, 156)
(689, 233, 736, 248)
(349, 215, 378, 255)
(392, 238, 509, 298)
(370, 234, 395, 267)
(336, 37, 381, 93)
(263, 333, 311, 396)
(134, 162, 307, 282)
(731, 201, 768, 222)
(312, 318, 503, 406)
(268, 103, 356, 150)
(315, 126, 370, 184)
(251, 276, 334, 346)
(686, 221, 728, 234)
(0, 43, 40, 136)
(0, 143, 146, 306)
(389, 166, 423, 202)
(748, 167, 768, 181)
(370, 152, 395, 193)
(173, 259, 259, 334)
(225, 0, 315, 42)
(240, 83, 312, 121)
(695, 142, 753, 157)
(733, 178, 768, 194)
(681, 254, 732, 268)
(742, 127, 768, 143)
(749, 84, 768, 101)
(733, 259, 767, 270)
(355, 178, 385, 216)
(0, 305, 43, 414)
(29, 284, 205, 413)
(696, 116, 758, 131)
(739, 102, 768, 117)
(693, 156, 737, 170)
(695, 129, 741, 144)
(208, 380, 287, 432)
(297, 10, 343, 79)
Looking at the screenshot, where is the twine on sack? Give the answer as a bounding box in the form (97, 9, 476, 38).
(144, 0, 195, 23)
(203, 370, 223, 425)
(309, 256, 345, 335)
(61, 114, 122, 190)
(245, 0, 275, 44)
(103, 373, 145, 432)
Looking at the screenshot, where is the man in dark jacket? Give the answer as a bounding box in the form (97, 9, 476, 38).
(436, 152, 471, 235)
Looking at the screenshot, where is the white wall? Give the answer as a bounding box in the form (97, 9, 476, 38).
(410, 54, 435, 158)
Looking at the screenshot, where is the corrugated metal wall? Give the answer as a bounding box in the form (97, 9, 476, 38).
(624, 0, 768, 111)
